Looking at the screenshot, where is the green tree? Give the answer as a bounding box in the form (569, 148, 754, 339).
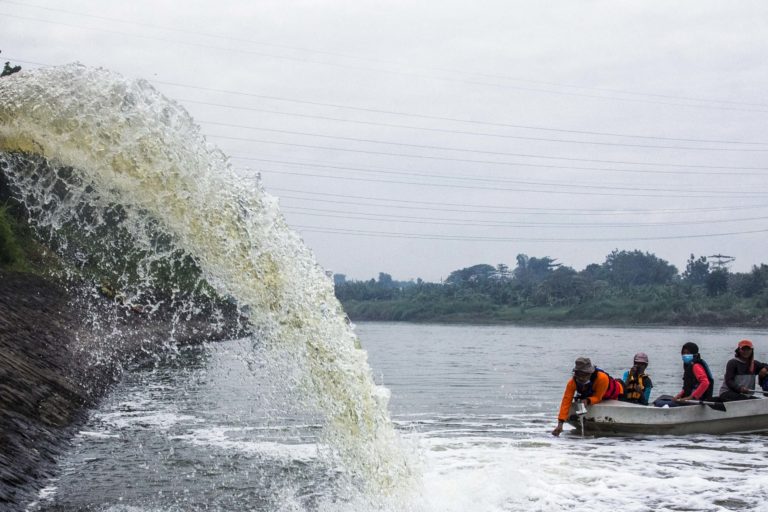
(706, 268, 729, 296)
(536, 266, 586, 306)
(0, 51, 21, 78)
(602, 249, 678, 288)
(731, 264, 768, 298)
(682, 254, 709, 285)
(494, 263, 512, 281)
(514, 254, 560, 284)
(446, 264, 496, 285)
(378, 272, 394, 289)
(580, 263, 606, 281)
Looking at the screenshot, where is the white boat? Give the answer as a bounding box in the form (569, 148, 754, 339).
(567, 398, 768, 435)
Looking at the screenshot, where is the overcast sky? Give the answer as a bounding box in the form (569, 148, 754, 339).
(3, 1, 768, 281)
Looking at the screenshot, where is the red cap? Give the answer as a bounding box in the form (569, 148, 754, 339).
(738, 339, 754, 349)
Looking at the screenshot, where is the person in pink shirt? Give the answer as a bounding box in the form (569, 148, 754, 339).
(674, 342, 715, 401)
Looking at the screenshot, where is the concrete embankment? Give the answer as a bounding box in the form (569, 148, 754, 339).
(0, 270, 243, 510)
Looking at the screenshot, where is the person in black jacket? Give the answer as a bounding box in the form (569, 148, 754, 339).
(674, 342, 714, 402)
(718, 339, 768, 401)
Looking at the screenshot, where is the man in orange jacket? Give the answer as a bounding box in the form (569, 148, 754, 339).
(551, 357, 623, 437)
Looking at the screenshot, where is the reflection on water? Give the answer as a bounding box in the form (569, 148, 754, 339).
(34, 324, 768, 511)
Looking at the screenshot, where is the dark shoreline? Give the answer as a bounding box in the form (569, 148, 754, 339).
(342, 302, 768, 328)
(0, 270, 243, 511)
(345, 315, 768, 328)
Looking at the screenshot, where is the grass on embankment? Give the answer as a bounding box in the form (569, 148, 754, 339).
(0, 203, 49, 273)
(0, 205, 23, 268)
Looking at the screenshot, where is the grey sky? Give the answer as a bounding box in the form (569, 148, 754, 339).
(3, 0, 768, 281)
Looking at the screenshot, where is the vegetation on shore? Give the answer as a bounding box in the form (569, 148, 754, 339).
(334, 253, 768, 326)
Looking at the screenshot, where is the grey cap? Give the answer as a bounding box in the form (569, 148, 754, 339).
(573, 357, 595, 374)
(633, 352, 649, 364)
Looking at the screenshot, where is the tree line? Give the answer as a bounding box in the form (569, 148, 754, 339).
(333, 250, 768, 325)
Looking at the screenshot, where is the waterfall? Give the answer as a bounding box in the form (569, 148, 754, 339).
(0, 63, 415, 497)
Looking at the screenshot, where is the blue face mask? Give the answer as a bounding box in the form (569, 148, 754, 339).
(682, 354, 694, 364)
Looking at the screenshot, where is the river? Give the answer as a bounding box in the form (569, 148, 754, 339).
(31, 323, 768, 512)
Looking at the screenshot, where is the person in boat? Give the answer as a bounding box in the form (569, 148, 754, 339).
(551, 357, 623, 436)
(619, 352, 653, 405)
(718, 339, 768, 401)
(759, 364, 768, 395)
(674, 342, 714, 402)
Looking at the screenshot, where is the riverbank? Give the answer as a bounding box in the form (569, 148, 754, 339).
(0, 270, 245, 510)
(340, 295, 768, 327)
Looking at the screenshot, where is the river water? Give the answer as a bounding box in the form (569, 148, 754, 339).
(32, 323, 768, 512)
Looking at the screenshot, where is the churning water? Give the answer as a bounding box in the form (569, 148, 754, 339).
(0, 64, 412, 502)
(26, 324, 768, 511)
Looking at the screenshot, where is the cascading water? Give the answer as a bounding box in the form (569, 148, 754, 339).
(0, 64, 415, 500)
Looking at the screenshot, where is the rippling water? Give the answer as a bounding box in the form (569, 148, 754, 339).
(32, 323, 768, 511)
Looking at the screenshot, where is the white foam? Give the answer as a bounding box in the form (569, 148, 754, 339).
(169, 426, 319, 462)
(77, 430, 119, 439)
(95, 410, 198, 430)
(401, 431, 768, 512)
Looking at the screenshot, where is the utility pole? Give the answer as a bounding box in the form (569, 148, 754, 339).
(707, 254, 735, 271)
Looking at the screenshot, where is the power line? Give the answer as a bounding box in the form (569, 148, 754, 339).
(292, 224, 768, 243)
(6, 0, 766, 110)
(282, 205, 768, 229)
(155, 80, 768, 145)
(239, 157, 766, 196)
(257, 167, 768, 199)
(211, 128, 768, 170)
(271, 188, 768, 217)
(7, 59, 761, 190)
(196, 112, 768, 153)
(0, 12, 374, 73)
(8, 53, 768, 149)
(228, 146, 765, 177)
(0, 57, 49, 67)
(4, 3, 767, 113)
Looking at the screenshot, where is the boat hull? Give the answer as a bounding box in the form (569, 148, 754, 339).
(567, 399, 768, 435)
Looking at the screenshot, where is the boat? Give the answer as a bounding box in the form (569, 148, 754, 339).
(567, 397, 768, 435)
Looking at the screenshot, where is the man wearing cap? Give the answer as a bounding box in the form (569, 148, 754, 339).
(718, 339, 768, 401)
(551, 357, 623, 436)
(620, 352, 653, 405)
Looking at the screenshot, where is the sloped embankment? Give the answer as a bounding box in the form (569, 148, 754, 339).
(0, 270, 243, 510)
(0, 271, 91, 508)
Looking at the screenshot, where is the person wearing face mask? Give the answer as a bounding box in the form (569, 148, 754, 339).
(551, 357, 623, 436)
(718, 339, 768, 401)
(674, 342, 714, 402)
(620, 352, 653, 405)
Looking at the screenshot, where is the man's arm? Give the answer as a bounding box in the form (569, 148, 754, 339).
(557, 379, 577, 421)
